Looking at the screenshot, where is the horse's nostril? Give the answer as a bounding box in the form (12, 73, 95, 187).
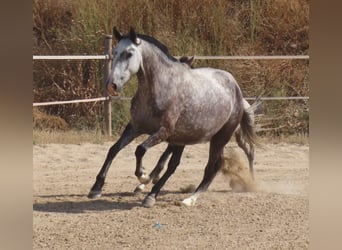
(107, 82, 119, 96)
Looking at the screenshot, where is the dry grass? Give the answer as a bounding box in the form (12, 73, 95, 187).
(258, 133, 309, 145)
(33, 129, 109, 145)
(33, 108, 69, 131)
(33, 0, 309, 135)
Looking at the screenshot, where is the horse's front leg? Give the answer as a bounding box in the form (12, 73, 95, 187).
(88, 123, 137, 198)
(135, 127, 169, 184)
(134, 144, 173, 192)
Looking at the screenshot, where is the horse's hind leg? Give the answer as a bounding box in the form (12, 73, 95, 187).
(134, 144, 173, 192)
(235, 130, 255, 178)
(142, 145, 185, 208)
(182, 147, 223, 206)
(88, 123, 137, 198)
(182, 126, 235, 206)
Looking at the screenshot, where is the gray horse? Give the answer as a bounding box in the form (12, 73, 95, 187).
(88, 27, 257, 207)
(134, 56, 261, 193)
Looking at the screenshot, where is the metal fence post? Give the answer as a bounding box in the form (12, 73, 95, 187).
(104, 35, 112, 136)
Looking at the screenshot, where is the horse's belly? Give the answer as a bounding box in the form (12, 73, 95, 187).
(169, 103, 233, 144)
(167, 132, 213, 145)
(169, 120, 226, 145)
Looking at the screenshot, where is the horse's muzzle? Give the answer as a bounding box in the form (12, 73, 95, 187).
(107, 82, 120, 96)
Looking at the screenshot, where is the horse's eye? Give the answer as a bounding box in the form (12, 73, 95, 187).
(126, 52, 133, 59)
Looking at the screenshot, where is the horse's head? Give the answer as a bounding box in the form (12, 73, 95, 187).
(107, 27, 142, 96)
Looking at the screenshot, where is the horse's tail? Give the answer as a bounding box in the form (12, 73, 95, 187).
(239, 105, 259, 147)
(246, 96, 262, 115)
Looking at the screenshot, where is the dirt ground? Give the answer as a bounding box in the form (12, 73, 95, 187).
(33, 140, 309, 249)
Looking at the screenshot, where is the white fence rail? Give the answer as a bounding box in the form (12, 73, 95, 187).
(33, 54, 310, 106)
(33, 96, 309, 107)
(33, 55, 109, 60)
(33, 96, 133, 107)
(33, 55, 309, 60)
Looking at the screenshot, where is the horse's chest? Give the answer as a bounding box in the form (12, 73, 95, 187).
(130, 98, 164, 133)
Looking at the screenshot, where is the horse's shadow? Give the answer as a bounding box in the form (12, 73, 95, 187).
(33, 190, 187, 213)
(33, 192, 143, 213)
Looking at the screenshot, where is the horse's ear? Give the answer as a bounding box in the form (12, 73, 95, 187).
(179, 56, 188, 63)
(186, 56, 195, 66)
(129, 27, 141, 45)
(113, 27, 123, 41)
(179, 56, 195, 67)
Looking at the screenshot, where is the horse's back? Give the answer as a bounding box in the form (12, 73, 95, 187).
(191, 67, 238, 88)
(182, 67, 242, 110)
(166, 67, 244, 145)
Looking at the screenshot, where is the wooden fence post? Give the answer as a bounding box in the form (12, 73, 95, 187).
(104, 35, 112, 136)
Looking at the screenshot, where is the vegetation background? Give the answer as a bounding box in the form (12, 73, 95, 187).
(33, 0, 309, 139)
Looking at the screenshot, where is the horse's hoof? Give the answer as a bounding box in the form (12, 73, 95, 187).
(134, 184, 145, 193)
(88, 190, 102, 199)
(142, 195, 156, 208)
(181, 197, 196, 206)
(138, 174, 150, 184)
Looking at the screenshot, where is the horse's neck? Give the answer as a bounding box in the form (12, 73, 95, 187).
(137, 44, 176, 96)
(136, 69, 150, 94)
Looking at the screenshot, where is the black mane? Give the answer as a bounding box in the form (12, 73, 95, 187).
(137, 34, 178, 62)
